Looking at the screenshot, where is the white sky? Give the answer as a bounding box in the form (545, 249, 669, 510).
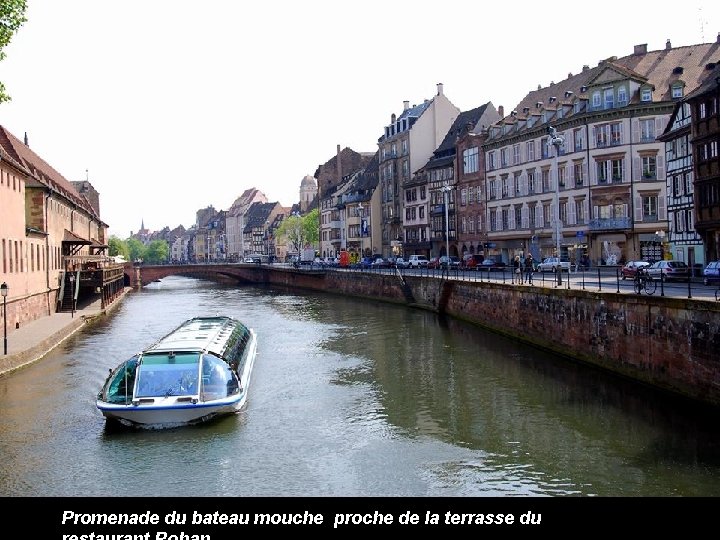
(1, 0, 718, 239)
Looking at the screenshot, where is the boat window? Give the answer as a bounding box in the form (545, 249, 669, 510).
(103, 356, 139, 404)
(135, 352, 201, 398)
(200, 354, 239, 401)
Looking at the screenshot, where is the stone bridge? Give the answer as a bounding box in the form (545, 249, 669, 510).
(126, 263, 275, 288)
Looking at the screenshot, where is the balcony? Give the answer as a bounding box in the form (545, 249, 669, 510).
(588, 217, 632, 231)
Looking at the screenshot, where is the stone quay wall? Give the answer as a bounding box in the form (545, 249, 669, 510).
(260, 267, 720, 407)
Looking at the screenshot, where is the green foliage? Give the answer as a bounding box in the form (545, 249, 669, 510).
(126, 237, 145, 262)
(144, 240, 169, 264)
(0, 0, 28, 104)
(107, 235, 168, 263)
(303, 208, 320, 244)
(108, 236, 130, 259)
(276, 214, 303, 253)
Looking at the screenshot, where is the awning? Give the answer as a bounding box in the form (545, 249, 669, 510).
(63, 229, 92, 245)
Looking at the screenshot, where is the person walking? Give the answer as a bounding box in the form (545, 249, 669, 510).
(513, 255, 523, 284)
(524, 254, 535, 285)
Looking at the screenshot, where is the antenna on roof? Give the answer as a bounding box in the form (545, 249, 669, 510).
(698, 6, 705, 42)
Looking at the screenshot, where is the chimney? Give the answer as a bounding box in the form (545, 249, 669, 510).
(437, 82, 444, 96)
(582, 65, 589, 71)
(634, 44, 648, 55)
(498, 105, 504, 118)
(24, 132, 28, 146)
(666, 39, 672, 50)
(403, 100, 409, 111)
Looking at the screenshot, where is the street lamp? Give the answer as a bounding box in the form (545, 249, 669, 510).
(655, 230, 666, 261)
(548, 126, 565, 286)
(68, 274, 75, 318)
(357, 203, 365, 258)
(1, 282, 7, 355)
(440, 181, 453, 274)
(292, 211, 302, 265)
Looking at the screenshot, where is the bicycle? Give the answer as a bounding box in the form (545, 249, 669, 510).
(633, 268, 656, 295)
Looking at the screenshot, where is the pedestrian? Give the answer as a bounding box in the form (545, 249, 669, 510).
(524, 254, 534, 284)
(513, 255, 523, 284)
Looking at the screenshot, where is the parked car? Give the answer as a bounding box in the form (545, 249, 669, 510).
(394, 257, 409, 269)
(477, 257, 507, 271)
(407, 255, 429, 268)
(620, 260, 651, 280)
(537, 257, 571, 273)
(646, 260, 690, 281)
(462, 254, 484, 269)
(439, 256, 461, 269)
(428, 257, 441, 269)
(371, 257, 389, 268)
(702, 261, 720, 285)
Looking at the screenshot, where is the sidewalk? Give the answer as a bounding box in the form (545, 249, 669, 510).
(0, 290, 127, 377)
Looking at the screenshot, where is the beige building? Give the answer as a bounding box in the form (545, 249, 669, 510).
(483, 39, 720, 266)
(0, 126, 116, 331)
(377, 83, 461, 258)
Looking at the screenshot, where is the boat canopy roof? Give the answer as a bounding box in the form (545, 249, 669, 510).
(144, 316, 250, 360)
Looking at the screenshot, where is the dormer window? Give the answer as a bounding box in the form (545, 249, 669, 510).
(641, 87, 652, 102)
(617, 86, 628, 105)
(671, 83, 684, 99)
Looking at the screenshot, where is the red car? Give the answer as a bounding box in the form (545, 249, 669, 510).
(620, 261, 650, 280)
(428, 257, 441, 269)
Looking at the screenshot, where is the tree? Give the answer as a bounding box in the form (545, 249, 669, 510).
(144, 240, 169, 264)
(108, 236, 130, 260)
(276, 214, 303, 255)
(0, 1, 28, 104)
(126, 237, 145, 263)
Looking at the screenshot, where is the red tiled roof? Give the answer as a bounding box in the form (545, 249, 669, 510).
(0, 125, 98, 219)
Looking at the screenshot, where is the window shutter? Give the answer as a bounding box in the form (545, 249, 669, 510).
(522, 205, 529, 229)
(634, 196, 643, 222)
(658, 195, 667, 220)
(657, 155, 664, 180)
(593, 205, 599, 219)
(633, 156, 641, 179)
(509, 206, 515, 230)
(584, 198, 590, 222)
(655, 116, 665, 136)
(521, 172, 527, 196)
(568, 200, 577, 225)
(631, 118, 639, 143)
(590, 160, 597, 186)
(536, 205, 543, 227)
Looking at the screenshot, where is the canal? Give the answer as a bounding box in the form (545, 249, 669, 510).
(0, 275, 719, 497)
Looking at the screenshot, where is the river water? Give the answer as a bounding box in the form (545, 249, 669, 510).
(0, 275, 719, 497)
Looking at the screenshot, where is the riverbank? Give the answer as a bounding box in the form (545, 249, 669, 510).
(0, 288, 130, 377)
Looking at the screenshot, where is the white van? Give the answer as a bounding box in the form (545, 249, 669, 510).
(408, 255, 429, 268)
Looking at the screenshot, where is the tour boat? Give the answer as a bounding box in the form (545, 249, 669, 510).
(96, 315, 257, 428)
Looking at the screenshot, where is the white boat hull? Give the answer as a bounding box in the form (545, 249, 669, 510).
(97, 393, 247, 428)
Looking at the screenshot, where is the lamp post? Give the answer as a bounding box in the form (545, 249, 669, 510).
(1, 282, 8, 355)
(357, 203, 365, 258)
(440, 181, 453, 274)
(292, 211, 302, 265)
(548, 126, 565, 286)
(68, 274, 75, 318)
(655, 229, 666, 261)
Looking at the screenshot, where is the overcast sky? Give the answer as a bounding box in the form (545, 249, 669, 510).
(1, 0, 718, 239)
